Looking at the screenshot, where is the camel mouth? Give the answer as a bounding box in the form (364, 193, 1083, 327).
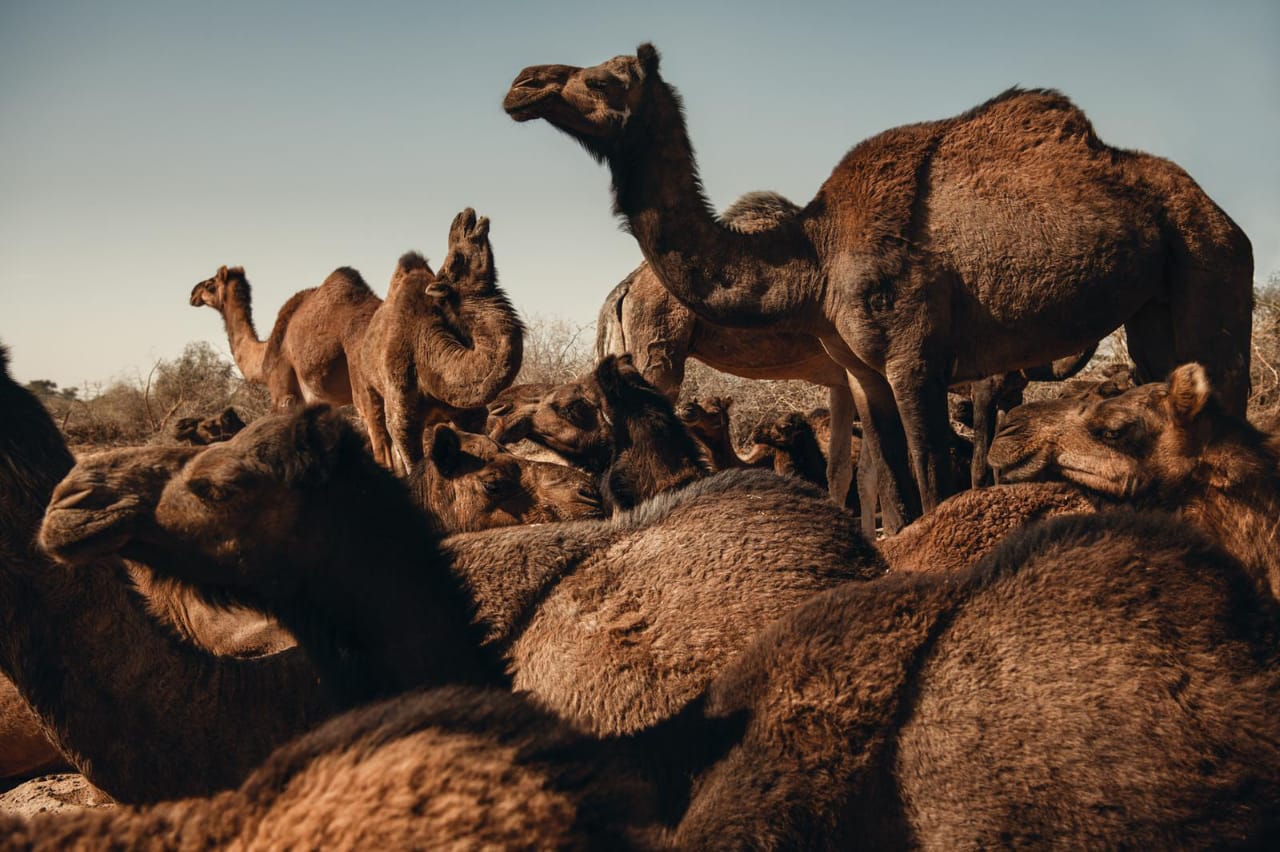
(989, 452, 1054, 484)
(503, 89, 555, 120)
(39, 509, 136, 564)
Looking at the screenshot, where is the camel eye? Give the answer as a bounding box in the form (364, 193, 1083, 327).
(1093, 425, 1126, 443)
(585, 77, 610, 92)
(187, 477, 236, 503)
(559, 399, 595, 428)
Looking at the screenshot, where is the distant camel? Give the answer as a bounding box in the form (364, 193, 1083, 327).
(189, 264, 381, 411)
(506, 44, 1253, 534)
(0, 345, 333, 803)
(408, 423, 604, 533)
(990, 363, 1280, 598)
(360, 209, 524, 474)
(173, 407, 245, 445)
(674, 511, 1280, 846)
(42, 405, 882, 737)
(676, 397, 754, 472)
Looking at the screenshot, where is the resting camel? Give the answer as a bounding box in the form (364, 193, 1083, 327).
(674, 510, 1280, 847)
(408, 423, 604, 533)
(676, 397, 754, 471)
(360, 209, 524, 474)
(0, 685, 699, 849)
(42, 405, 882, 737)
(516, 355, 710, 510)
(990, 363, 1280, 598)
(505, 44, 1253, 535)
(0, 345, 334, 803)
(189, 264, 381, 411)
(173, 407, 245, 445)
(485, 381, 556, 443)
(598, 191, 857, 506)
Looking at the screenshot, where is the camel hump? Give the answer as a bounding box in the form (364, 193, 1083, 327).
(958, 85, 1103, 149)
(321, 266, 376, 299)
(720, 191, 801, 233)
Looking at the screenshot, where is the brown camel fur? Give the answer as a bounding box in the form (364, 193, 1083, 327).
(0, 686, 687, 850)
(359, 209, 524, 474)
(520, 355, 711, 510)
(990, 363, 1280, 598)
(675, 511, 1280, 847)
(505, 44, 1253, 535)
(879, 481, 1101, 574)
(189, 264, 381, 411)
(408, 423, 604, 533)
(42, 405, 883, 736)
(0, 346, 334, 803)
(598, 191, 858, 506)
(172, 407, 245, 445)
(676, 397, 754, 471)
(485, 381, 556, 443)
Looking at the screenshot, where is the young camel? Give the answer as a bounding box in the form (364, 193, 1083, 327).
(0, 346, 334, 803)
(360, 209, 524, 474)
(173, 407, 245, 445)
(0, 686, 691, 849)
(505, 44, 1253, 535)
(519, 355, 711, 510)
(674, 510, 1280, 847)
(42, 405, 883, 736)
(989, 363, 1280, 598)
(190, 264, 381, 411)
(676, 397, 754, 472)
(408, 422, 604, 533)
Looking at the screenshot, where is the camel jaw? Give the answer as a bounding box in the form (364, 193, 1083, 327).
(503, 89, 556, 122)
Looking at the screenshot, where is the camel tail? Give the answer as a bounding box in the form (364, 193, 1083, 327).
(596, 270, 637, 359)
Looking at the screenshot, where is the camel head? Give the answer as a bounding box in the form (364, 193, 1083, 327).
(990, 363, 1269, 501)
(749, 411, 815, 451)
(42, 407, 382, 596)
(174, 408, 246, 446)
(677, 397, 733, 446)
(436, 208, 495, 297)
(485, 382, 556, 443)
(409, 424, 602, 533)
(504, 44, 661, 157)
(189, 265, 246, 310)
(526, 374, 612, 470)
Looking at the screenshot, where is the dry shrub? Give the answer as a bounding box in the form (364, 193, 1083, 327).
(38, 342, 270, 449)
(1249, 279, 1280, 428)
(513, 315, 596, 385)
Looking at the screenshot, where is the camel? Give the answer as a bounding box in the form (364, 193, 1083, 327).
(989, 363, 1280, 598)
(505, 44, 1253, 535)
(676, 397, 754, 471)
(42, 404, 883, 736)
(675, 511, 1280, 847)
(0, 345, 334, 803)
(515, 355, 710, 510)
(189, 264, 381, 411)
(408, 422, 604, 533)
(359, 209, 524, 474)
(745, 411, 835, 494)
(597, 191, 859, 506)
(485, 381, 556, 443)
(0, 686, 691, 849)
(172, 407, 245, 445)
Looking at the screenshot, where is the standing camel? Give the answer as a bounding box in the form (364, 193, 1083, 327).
(189, 264, 381, 411)
(505, 44, 1253, 533)
(597, 191, 857, 505)
(360, 209, 524, 474)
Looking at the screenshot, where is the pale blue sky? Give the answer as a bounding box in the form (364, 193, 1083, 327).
(2, 0, 1277, 389)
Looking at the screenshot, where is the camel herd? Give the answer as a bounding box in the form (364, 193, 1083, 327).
(1, 42, 1276, 849)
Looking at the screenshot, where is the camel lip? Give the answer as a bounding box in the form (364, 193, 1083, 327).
(40, 515, 133, 564)
(503, 89, 554, 119)
(989, 454, 1053, 483)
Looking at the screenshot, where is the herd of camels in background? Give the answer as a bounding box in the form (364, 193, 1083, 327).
(1, 41, 1276, 848)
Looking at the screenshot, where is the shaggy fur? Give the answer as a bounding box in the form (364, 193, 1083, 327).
(506, 44, 1254, 537)
(0, 348, 333, 803)
(43, 408, 883, 738)
(991, 363, 1280, 598)
(358, 209, 524, 474)
(676, 511, 1280, 848)
(0, 687, 684, 850)
(189, 264, 381, 412)
(407, 423, 604, 533)
(879, 481, 1102, 574)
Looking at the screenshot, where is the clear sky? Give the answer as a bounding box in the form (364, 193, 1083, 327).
(2, 0, 1277, 389)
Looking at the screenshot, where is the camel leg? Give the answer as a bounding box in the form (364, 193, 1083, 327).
(825, 384, 854, 506)
(386, 390, 427, 477)
(1170, 276, 1252, 418)
(360, 387, 393, 469)
(969, 376, 1001, 488)
(886, 364, 953, 519)
(1124, 301, 1178, 387)
(845, 368, 917, 537)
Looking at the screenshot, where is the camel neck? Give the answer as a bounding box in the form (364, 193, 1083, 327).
(219, 281, 267, 382)
(278, 475, 510, 707)
(1180, 460, 1280, 602)
(609, 78, 820, 328)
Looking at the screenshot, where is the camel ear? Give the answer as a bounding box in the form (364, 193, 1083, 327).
(428, 424, 462, 476)
(637, 43, 660, 78)
(216, 265, 229, 281)
(594, 355, 630, 401)
(1167, 363, 1212, 425)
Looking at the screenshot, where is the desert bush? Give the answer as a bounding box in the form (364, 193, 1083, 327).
(513, 315, 596, 386)
(1249, 276, 1280, 428)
